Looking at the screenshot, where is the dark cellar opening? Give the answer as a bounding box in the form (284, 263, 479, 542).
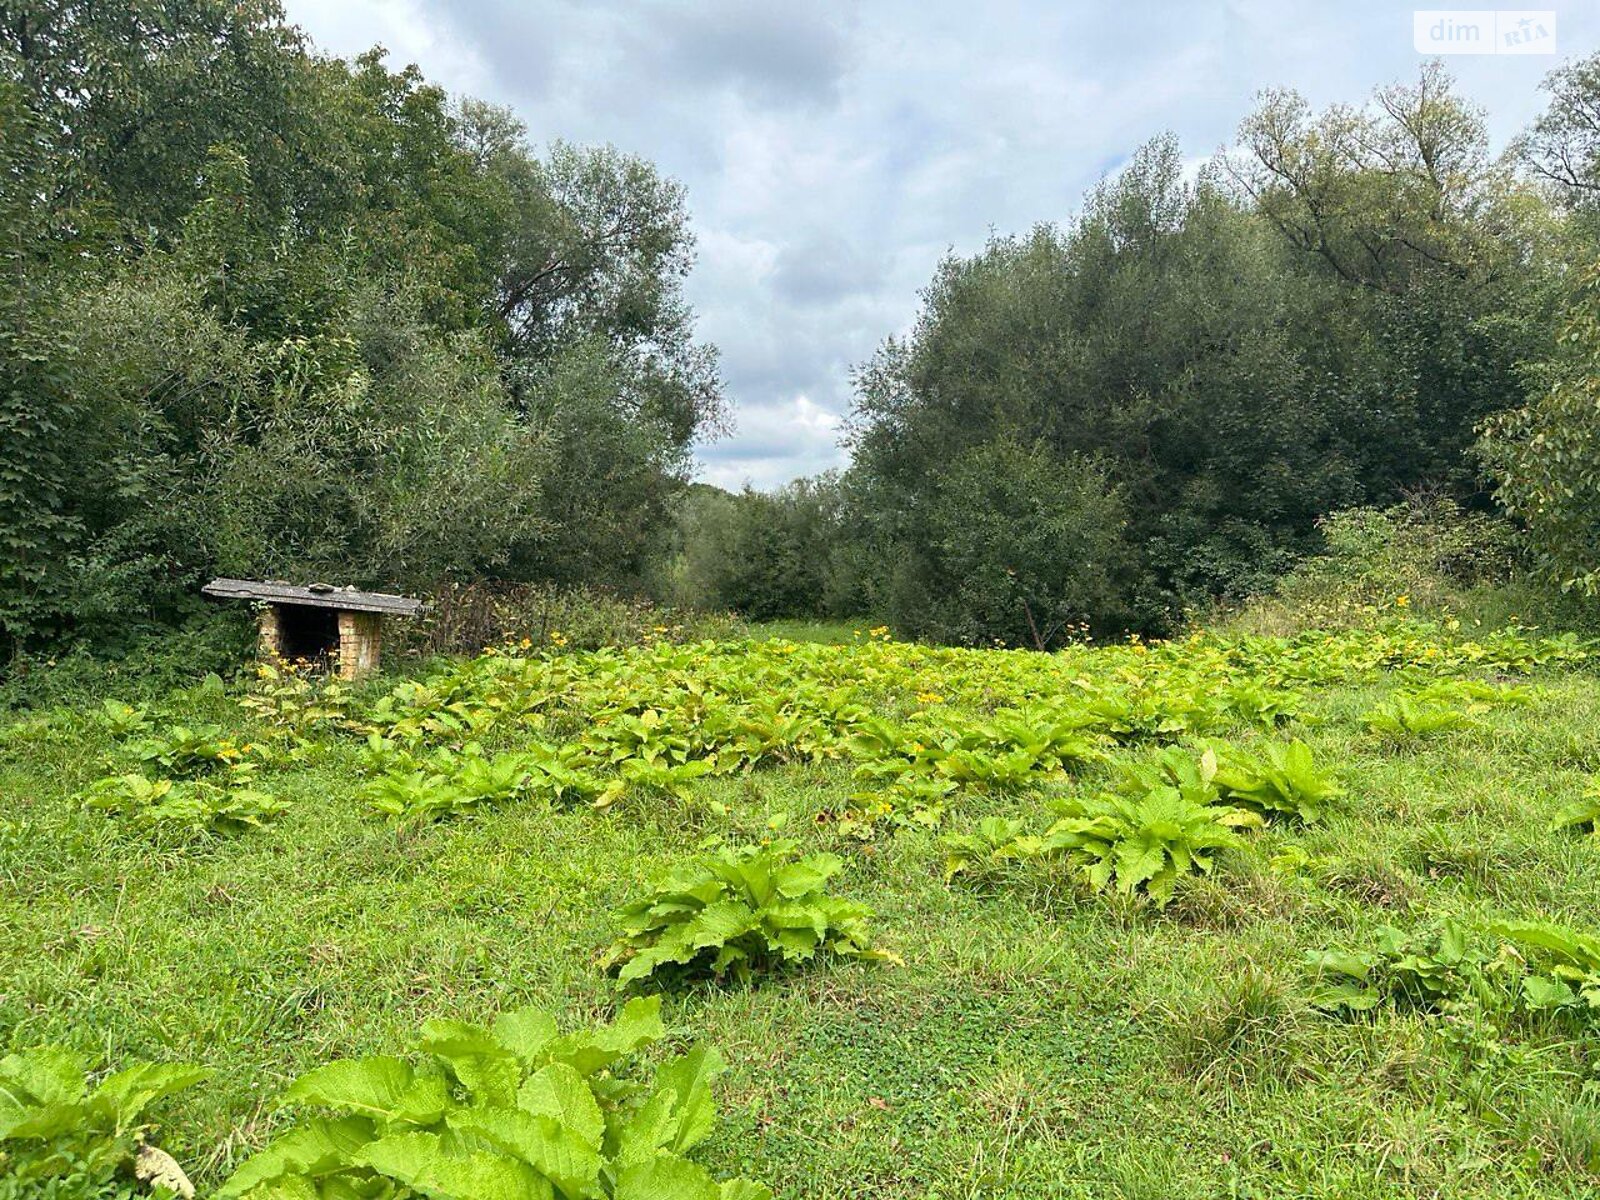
(276, 604, 339, 662)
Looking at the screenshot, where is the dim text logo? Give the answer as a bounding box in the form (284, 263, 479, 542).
(1413, 10, 1556, 54)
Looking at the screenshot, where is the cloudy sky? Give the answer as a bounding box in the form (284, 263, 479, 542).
(282, 1, 1597, 490)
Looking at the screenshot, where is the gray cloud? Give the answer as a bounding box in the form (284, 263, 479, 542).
(770, 233, 885, 304)
(286, 0, 1600, 490)
(635, 1, 853, 109)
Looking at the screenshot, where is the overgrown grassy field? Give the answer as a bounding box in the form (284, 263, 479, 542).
(6, 622, 1600, 1198)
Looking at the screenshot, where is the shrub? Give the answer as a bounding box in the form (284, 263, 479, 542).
(1492, 920, 1600, 1015)
(665, 479, 849, 620)
(1480, 259, 1600, 599)
(219, 997, 768, 1200)
(603, 840, 884, 986)
(1213, 739, 1342, 823)
(0, 1046, 207, 1196)
(1306, 921, 1497, 1015)
(400, 581, 746, 657)
(1307, 919, 1600, 1023)
(888, 439, 1135, 648)
(359, 744, 551, 821)
(83, 772, 286, 835)
(1043, 786, 1261, 906)
(940, 816, 1042, 880)
(1364, 695, 1475, 742)
(1228, 495, 1516, 634)
(0, 610, 255, 712)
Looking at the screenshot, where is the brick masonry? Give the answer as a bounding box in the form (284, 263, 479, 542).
(256, 603, 383, 679)
(337, 609, 383, 679)
(257, 605, 283, 658)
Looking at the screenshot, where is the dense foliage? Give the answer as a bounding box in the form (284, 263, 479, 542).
(1480, 260, 1600, 599)
(219, 997, 766, 1200)
(841, 68, 1563, 634)
(0, 2, 722, 658)
(604, 840, 882, 986)
(0, 1046, 207, 1196)
(672, 61, 1600, 640)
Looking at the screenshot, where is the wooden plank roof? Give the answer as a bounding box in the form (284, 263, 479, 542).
(202, 578, 424, 617)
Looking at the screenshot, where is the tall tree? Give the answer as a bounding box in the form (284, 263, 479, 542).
(0, 3, 724, 654)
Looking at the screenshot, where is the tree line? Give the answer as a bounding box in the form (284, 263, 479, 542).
(5, 5, 1600, 659)
(671, 60, 1600, 644)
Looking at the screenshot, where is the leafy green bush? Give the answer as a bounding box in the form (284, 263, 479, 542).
(603, 840, 884, 986)
(237, 664, 351, 742)
(220, 996, 767, 1200)
(95, 701, 151, 738)
(664, 479, 850, 620)
(1492, 920, 1600, 1015)
(941, 741, 1328, 900)
(360, 745, 535, 820)
(886, 439, 1135, 648)
(0, 611, 255, 713)
(940, 817, 1043, 880)
(1364, 695, 1475, 741)
(1307, 918, 1600, 1023)
(1306, 921, 1500, 1014)
(1480, 259, 1600, 599)
(1043, 786, 1261, 906)
(0, 1046, 207, 1195)
(83, 772, 285, 835)
(129, 724, 236, 776)
(359, 742, 613, 820)
(1214, 739, 1342, 823)
(1228, 496, 1517, 635)
(1109, 744, 1225, 807)
(1217, 679, 1304, 728)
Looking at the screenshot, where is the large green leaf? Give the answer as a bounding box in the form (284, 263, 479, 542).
(549, 997, 663, 1076)
(515, 1063, 603, 1150)
(217, 1116, 378, 1195)
(770, 855, 842, 899)
(91, 1062, 211, 1131)
(653, 1047, 725, 1155)
(2, 1100, 85, 1140)
(613, 1089, 679, 1168)
(1493, 919, 1600, 970)
(420, 1020, 521, 1108)
(761, 901, 827, 939)
(0, 1047, 88, 1109)
(613, 1154, 720, 1200)
(356, 1130, 551, 1200)
(1112, 838, 1167, 892)
(683, 900, 758, 951)
(617, 942, 688, 985)
(0, 1083, 26, 1142)
(447, 1107, 602, 1197)
(244, 1177, 321, 1200)
(492, 1009, 559, 1068)
(772, 928, 821, 959)
(281, 1058, 428, 1124)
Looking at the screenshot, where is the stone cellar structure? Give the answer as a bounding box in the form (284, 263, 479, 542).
(202, 578, 423, 679)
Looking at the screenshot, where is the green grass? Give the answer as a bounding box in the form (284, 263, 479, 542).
(5, 635, 1600, 1197)
(746, 618, 868, 644)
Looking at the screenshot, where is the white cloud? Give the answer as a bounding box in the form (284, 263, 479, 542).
(697, 395, 843, 491)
